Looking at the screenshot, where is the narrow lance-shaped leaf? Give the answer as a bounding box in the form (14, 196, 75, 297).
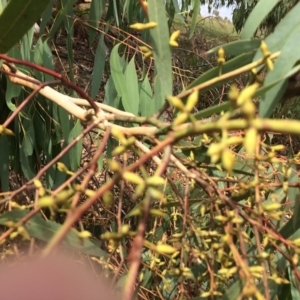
(253, 2, 300, 61)
(91, 35, 107, 99)
(189, 0, 200, 38)
(68, 120, 83, 171)
(112, 0, 120, 27)
(0, 210, 109, 258)
(192, 63, 300, 121)
(5, 45, 22, 111)
(207, 39, 261, 57)
(166, 0, 176, 29)
(39, 0, 54, 37)
(88, 0, 105, 45)
(124, 56, 140, 116)
(241, 0, 281, 39)
(0, 136, 9, 192)
(259, 5, 300, 117)
(110, 44, 139, 115)
(140, 76, 155, 116)
(110, 44, 126, 98)
(20, 147, 35, 180)
(171, 0, 185, 23)
(20, 26, 35, 61)
(288, 266, 300, 299)
(0, 0, 50, 53)
(148, 0, 172, 108)
(104, 76, 119, 108)
(184, 51, 256, 100)
(48, 7, 67, 38)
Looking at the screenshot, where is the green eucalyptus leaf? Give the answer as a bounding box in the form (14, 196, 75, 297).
(104, 76, 119, 108)
(5, 45, 22, 111)
(68, 120, 83, 171)
(166, 0, 176, 29)
(20, 147, 35, 180)
(139, 76, 155, 116)
(253, 2, 300, 61)
(185, 51, 256, 98)
(0, 209, 109, 258)
(124, 56, 140, 115)
(88, 0, 105, 45)
(39, 0, 53, 37)
(189, 0, 200, 38)
(91, 35, 107, 99)
(20, 26, 34, 61)
(241, 0, 281, 39)
(110, 45, 127, 103)
(207, 39, 261, 56)
(259, 7, 300, 117)
(22, 122, 35, 157)
(0, 135, 9, 191)
(111, 44, 139, 114)
(0, 0, 50, 53)
(148, 0, 172, 107)
(278, 207, 300, 242)
(48, 4, 68, 38)
(288, 266, 300, 299)
(222, 280, 243, 300)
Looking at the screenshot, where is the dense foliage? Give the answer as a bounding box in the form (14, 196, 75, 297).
(202, 0, 300, 34)
(1, 0, 300, 299)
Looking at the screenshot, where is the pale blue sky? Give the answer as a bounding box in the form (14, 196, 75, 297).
(201, 4, 234, 20)
(178, 1, 235, 21)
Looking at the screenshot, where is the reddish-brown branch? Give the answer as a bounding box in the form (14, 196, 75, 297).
(42, 137, 173, 256)
(0, 54, 99, 114)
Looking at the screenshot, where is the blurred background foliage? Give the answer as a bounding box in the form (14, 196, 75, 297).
(0, 0, 300, 299)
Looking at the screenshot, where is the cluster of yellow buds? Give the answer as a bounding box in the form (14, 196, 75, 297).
(167, 90, 199, 126)
(260, 40, 273, 70)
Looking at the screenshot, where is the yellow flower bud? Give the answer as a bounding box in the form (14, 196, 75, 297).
(218, 47, 225, 59)
(57, 162, 68, 173)
(108, 159, 122, 172)
(123, 172, 144, 185)
(156, 244, 177, 255)
(0, 125, 14, 136)
(262, 203, 281, 211)
(55, 189, 74, 203)
(241, 100, 256, 119)
(221, 148, 235, 174)
(130, 22, 157, 30)
(150, 209, 166, 217)
(139, 46, 152, 59)
(112, 145, 127, 156)
(185, 90, 199, 112)
(111, 127, 127, 144)
(77, 230, 92, 239)
(121, 224, 130, 235)
(38, 196, 55, 208)
(146, 176, 165, 186)
(266, 58, 274, 71)
(139, 45, 151, 53)
(207, 143, 223, 163)
(244, 127, 258, 155)
(33, 180, 43, 188)
(167, 95, 185, 110)
(228, 84, 239, 106)
(103, 191, 114, 208)
(260, 40, 270, 57)
(173, 112, 188, 126)
(169, 30, 180, 47)
(237, 83, 259, 106)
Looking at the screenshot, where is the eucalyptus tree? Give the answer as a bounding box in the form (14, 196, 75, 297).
(199, 0, 300, 33)
(1, 1, 300, 299)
